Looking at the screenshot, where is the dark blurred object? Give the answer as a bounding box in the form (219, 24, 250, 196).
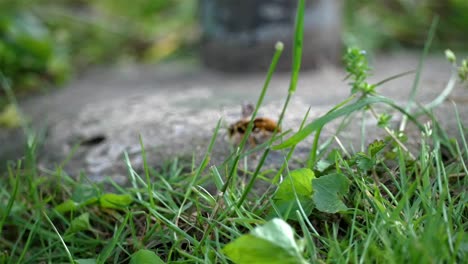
(345, 0, 468, 51)
(199, 0, 343, 72)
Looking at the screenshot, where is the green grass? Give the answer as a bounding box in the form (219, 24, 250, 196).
(0, 75, 466, 263)
(1, 2, 468, 263)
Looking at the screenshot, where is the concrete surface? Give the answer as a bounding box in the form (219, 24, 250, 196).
(1, 52, 466, 188)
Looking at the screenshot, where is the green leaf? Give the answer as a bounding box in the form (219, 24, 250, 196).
(8, 13, 52, 61)
(368, 139, 385, 158)
(54, 187, 100, 214)
(54, 199, 78, 214)
(66, 213, 90, 234)
(275, 168, 315, 200)
(377, 113, 392, 128)
(100, 193, 133, 209)
(72, 185, 99, 204)
(315, 159, 332, 172)
(273, 199, 315, 221)
(312, 173, 350, 213)
(130, 249, 165, 264)
(354, 152, 375, 172)
(273, 169, 315, 220)
(273, 97, 392, 150)
(223, 218, 306, 264)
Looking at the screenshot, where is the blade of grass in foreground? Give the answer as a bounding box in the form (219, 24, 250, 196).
(175, 118, 222, 231)
(14, 222, 40, 263)
(42, 212, 74, 264)
(307, 94, 357, 168)
(236, 0, 305, 206)
(97, 212, 130, 263)
(276, 0, 306, 128)
(271, 106, 311, 184)
(399, 16, 438, 131)
(222, 42, 284, 193)
(0, 162, 21, 237)
(288, 0, 305, 94)
(453, 102, 468, 164)
(274, 96, 393, 150)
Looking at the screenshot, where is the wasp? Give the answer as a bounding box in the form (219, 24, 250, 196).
(228, 104, 280, 146)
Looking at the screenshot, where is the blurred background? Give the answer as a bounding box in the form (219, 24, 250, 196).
(0, 0, 467, 127)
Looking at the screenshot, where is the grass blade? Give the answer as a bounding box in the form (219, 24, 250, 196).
(0, 161, 21, 236)
(288, 0, 306, 93)
(222, 42, 284, 192)
(274, 96, 393, 150)
(43, 211, 75, 264)
(399, 16, 439, 131)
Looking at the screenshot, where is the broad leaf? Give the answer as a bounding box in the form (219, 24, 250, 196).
(130, 249, 164, 264)
(66, 213, 90, 234)
(275, 168, 315, 200)
(72, 185, 99, 205)
(273, 199, 315, 221)
(354, 152, 375, 172)
(223, 218, 306, 264)
(100, 193, 133, 209)
(54, 199, 78, 214)
(274, 169, 315, 220)
(368, 139, 385, 157)
(315, 160, 332, 173)
(312, 173, 350, 213)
